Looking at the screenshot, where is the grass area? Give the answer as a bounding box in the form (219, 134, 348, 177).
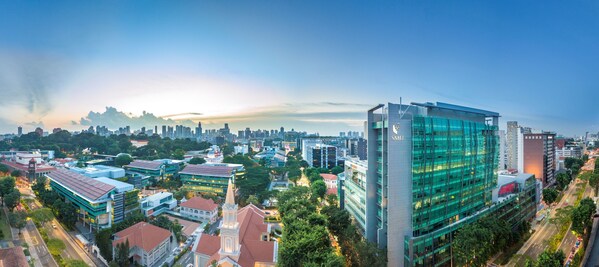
(549, 223, 569, 251)
(0, 208, 12, 240)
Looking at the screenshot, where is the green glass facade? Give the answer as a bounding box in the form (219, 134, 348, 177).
(364, 102, 541, 267)
(181, 170, 244, 196)
(50, 180, 113, 228)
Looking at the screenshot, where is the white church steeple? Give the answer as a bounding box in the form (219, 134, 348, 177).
(219, 178, 240, 261)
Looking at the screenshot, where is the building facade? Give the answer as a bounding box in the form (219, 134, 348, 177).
(112, 222, 174, 267)
(341, 157, 369, 238)
(368, 102, 500, 267)
(306, 144, 338, 168)
(124, 160, 179, 180)
(180, 164, 244, 196)
(506, 121, 519, 170)
(140, 192, 177, 217)
(523, 132, 556, 187)
(47, 169, 116, 231)
(179, 196, 219, 223)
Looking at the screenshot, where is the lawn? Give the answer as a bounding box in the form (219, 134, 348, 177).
(0, 208, 12, 240)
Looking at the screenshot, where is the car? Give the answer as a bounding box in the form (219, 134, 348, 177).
(187, 264, 193, 267)
(52, 223, 57, 229)
(576, 240, 581, 246)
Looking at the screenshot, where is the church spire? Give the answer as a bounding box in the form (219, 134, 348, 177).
(225, 178, 235, 205)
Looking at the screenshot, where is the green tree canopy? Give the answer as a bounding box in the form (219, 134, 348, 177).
(311, 180, 327, 200)
(115, 154, 133, 167)
(4, 189, 21, 211)
(542, 188, 559, 205)
(189, 157, 206, 165)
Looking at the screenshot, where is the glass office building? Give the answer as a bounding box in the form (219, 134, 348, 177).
(367, 102, 501, 267)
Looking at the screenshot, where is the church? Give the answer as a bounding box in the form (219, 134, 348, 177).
(192, 179, 278, 267)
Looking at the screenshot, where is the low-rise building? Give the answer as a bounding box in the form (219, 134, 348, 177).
(112, 222, 175, 267)
(320, 173, 337, 189)
(179, 196, 219, 223)
(0, 246, 29, 267)
(47, 169, 116, 230)
(254, 148, 287, 168)
(180, 163, 244, 196)
(1, 152, 56, 182)
(124, 160, 179, 180)
(140, 192, 177, 217)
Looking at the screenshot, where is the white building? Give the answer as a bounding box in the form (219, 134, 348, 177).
(301, 139, 323, 162)
(112, 222, 175, 267)
(179, 196, 219, 223)
(234, 145, 249, 155)
(140, 192, 177, 217)
(69, 165, 126, 179)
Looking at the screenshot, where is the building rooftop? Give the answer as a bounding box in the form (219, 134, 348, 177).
(143, 191, 173, 202)
(179, 164, 237, 178)
(165, 215, 201, 237)
(320, 173, 337, 181)
(195, 204, 275, 267)
(94, 177, 135, 193)
(113, 222, 172, 253)
(411, 101, 500, 117)
(2, 161, 55, 172)
(47, 169, 115, 201)
(180, 196, 218, 211)
(0, 247, 29, 267)
(125, 160, 164, 170)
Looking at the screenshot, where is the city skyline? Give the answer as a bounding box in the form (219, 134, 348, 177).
(2, 1, 599, 136)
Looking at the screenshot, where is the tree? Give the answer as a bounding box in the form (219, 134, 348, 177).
(453, 223, 494, 267)
(0, 176, 16, 204)
(47, 238, 66, 256)
(65, 260, 88, 267)
(331, 166, 344, 175)
(8, 211, 27, 234)
(189, 157, 206, 165)
(114, 239, 130, 267)
(535, 250, 565, 267)
(542, 188, 559, 205)
(4, 189, 21, 211)
(172, 149, 186, 160)
(556, 172, 571, 190)
(311, 180, 327, 200)
(10, 170, 21, 177)
(0, 164, 9, 174)
(571, 197, 597, 235)
(115, 154, 133, 167)
(30, 208, 55, 224)
(246, 195, 260, 206)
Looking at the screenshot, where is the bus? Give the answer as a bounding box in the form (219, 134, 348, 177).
(75, 234, 90, 250)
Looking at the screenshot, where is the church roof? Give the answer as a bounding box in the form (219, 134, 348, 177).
(195, 204, 276, 266)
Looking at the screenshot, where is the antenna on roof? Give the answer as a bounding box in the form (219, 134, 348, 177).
(399, 96, 409, 120)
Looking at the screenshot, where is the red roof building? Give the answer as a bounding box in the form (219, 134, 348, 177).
(180, 196, 219, 223)
(0, 247, 29, 267)
(193, 179, 277, 267)
(112, 222, 174, 267)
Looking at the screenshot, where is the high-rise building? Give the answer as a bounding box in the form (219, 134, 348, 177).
(506, 121, 519, 170)
(17, 126, 22, 136)
(367, 102, 500, 266)
(523, 132, 556, 187)
(162, 125, 167, 138)
(498, 130, 507, 170)
(154, 126, 158, 135)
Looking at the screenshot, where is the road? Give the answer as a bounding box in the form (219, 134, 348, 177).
(559, 181, 594, 258)
(24, 190, 99, 266)
(23, 220, 58, 267)
(177, 249, 194, 267)
(508, 177, 584, 266)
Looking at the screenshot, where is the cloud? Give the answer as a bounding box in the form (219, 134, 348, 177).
(0, 52, 71, 117)
(77, 102, 368, 134)
(79, 107, 198, 129)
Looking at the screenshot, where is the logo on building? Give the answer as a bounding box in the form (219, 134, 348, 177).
(392, 124, 404, 141)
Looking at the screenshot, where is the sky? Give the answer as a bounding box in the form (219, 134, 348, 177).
(0, 1, 598, 136)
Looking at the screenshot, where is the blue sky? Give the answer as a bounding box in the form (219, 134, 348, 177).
(0, 1, 598, 136)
